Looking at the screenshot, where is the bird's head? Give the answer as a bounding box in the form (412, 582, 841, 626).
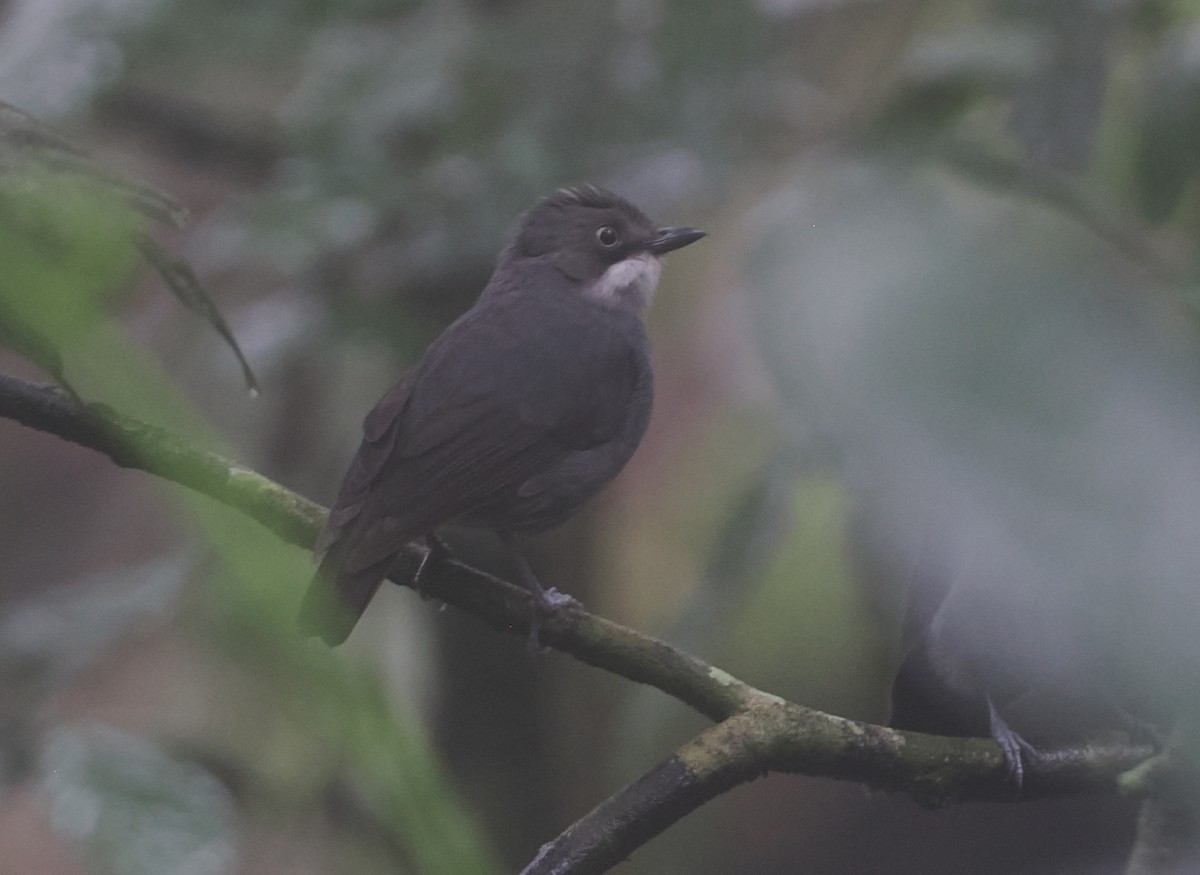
(502, 185, 705, 311)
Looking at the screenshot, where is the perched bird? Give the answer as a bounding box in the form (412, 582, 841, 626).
(888, 571, 1162, 787)
(299, 186, 705, 645)
(887, 574, 1040, 784)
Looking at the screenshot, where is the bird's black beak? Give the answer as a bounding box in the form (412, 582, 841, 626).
(648, 226, 706, 255)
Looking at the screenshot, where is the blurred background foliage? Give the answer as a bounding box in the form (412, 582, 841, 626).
(4, 0, 1200, 872)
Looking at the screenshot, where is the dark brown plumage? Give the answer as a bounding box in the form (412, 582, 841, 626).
(300, 187, 704, 644)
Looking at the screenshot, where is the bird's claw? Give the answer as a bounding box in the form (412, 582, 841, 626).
(411, 533, 452, 598)
(538, 587, 581, 612)
(989, 697, 1038, 789)
(525, 587, 583, 652)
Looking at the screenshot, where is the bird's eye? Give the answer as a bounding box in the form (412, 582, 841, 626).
(596, 225, 619, 248)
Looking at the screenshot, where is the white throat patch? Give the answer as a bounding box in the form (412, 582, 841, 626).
(584, 252, 662, 310)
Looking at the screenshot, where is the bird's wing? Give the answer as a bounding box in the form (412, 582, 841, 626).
(338, 296, 646, 573)
(314, 369, 417, 556)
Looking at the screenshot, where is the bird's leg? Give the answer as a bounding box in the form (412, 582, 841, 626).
(411, 531, 451, 598)
(497, 531, 581, 649)
(988, 695, 1038, 789)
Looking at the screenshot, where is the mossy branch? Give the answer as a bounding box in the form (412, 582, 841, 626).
(0, 374, 1156, 875)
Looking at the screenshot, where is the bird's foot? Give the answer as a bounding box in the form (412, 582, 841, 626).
(495, 530, 583, 651)
(412, 532, 451, 598)
(526, 587, 583, 652)
(537, 586, 581, 612)
(989, 697, 1038, 789)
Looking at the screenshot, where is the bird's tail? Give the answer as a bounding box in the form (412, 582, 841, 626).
(298, 540, 393, 646)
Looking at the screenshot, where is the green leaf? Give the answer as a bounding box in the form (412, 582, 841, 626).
(0, 101, 258, 392)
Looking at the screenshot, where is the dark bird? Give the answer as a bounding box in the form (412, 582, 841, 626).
(299, 186, 705, 645)
(887, 574, 1040, 785)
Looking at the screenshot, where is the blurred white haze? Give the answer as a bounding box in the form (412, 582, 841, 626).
(750, 156, 1200, 729)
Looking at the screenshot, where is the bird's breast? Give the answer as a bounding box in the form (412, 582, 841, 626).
(478, 351, 653, 533)
(584, 252, 662, 310)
